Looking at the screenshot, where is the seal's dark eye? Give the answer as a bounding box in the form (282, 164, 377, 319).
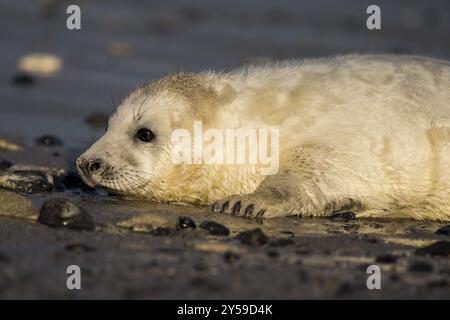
(135, 128, 155, 143)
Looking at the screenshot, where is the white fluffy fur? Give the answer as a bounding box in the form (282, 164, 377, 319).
(78, 54, 450, 220)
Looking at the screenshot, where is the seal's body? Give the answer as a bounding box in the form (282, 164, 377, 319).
(77, 55, 450, 220)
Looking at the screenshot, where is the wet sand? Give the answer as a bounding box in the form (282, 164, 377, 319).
(0, 0, 450, 299)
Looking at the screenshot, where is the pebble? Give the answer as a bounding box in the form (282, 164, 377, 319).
(0, 139, 23, 151)
(409, 261, 434, 273)
(177, 216, 196, 229)
(117, 214, 175, 233)
(375, 254, 398, 264)
(435, 225, 450, 236)
(38, 198, 95, 231)
(328, 211, 357, 222)
(0, 190, 38, 220)
(0, 170, 53, 193)
(199, 221, 230, 236)
(236, 228, 268, 246)
(415, 241, 450, 257)
(35, 135, 63, 146)
(85, 113, 109, 129)
(18, 53, 62, 75)
(11, 72, 35, 87)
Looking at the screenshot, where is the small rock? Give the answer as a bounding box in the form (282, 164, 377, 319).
(409, 261, 433, 273)
(415, 241, 450, 257)
(0, 139, 22, 151)
(236, 228, 268, 246)
(117, 214, 175, 233)
(0, 170, 53, 193)
(38, 198, 95, 231)
(224, 251, 240, 263)
(328, 211, 357, 222)
(151, 227, 173, 236)
(0, 190, 38, 220)
(18, 53, 62, 75)
(177, 216, 196, 229)
(435, 225, 450, 236)
(85, 113, 109, 129)
(11, 72, 35, 87)
(35, 135, 63, 146)
(376, 254, 398, 264)
(199, 221, 230, 236)
(0, 160, 13, 171)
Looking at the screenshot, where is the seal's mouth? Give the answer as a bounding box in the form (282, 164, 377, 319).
(76, 157, 151, 195)
(76, 168, 98, 188)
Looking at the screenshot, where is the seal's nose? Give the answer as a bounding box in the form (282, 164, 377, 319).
(76, 157, 104, 177)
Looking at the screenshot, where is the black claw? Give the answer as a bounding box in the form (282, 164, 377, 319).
(256, 209, 266, 217)
(244, 204, 255, 216)
(232, 201, 242, 215)
(222, 201, 230, 212)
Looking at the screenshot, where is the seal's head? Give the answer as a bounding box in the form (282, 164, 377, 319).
(76, 73, 227, 203)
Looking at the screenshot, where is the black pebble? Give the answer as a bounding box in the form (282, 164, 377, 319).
(409, 261, 434, 273)
(151, 227, 173, 236)
(177, 216, 196, 229)
(0, 160, 13, 171)
(415, 241, 450, 257)
(199, 220, 230, 236)
(11, 72, 35, 87)
(236, 228, 269, 246)
(35, 135, 63, 146)
(328, 211, 357, 222)
(376, 254, 398, 264)
(435, 225, 450, 236)
(38, 198, 95, 231)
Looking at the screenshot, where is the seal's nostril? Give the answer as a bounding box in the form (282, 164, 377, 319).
(89, 160, 101, 173)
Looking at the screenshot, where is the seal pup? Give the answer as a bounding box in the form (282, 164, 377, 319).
(77, 54, 450, 220)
